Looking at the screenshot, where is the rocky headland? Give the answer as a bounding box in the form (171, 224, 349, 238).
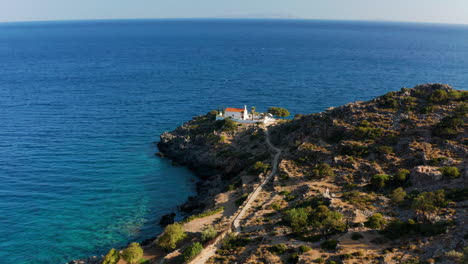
(72, 83, 467, 264)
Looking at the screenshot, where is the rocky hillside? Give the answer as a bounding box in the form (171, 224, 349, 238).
(151, 83, 467, 264)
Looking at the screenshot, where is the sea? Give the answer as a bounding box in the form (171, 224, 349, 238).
(0, 19, 467, 264)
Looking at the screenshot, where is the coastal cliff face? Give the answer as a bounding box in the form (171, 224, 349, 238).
(158, 113, 272, 212)
(156, 84, 467, 264)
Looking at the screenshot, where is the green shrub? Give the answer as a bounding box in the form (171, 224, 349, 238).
(183, 207, 224, 223)
(420, 104, 435, 114)
(433, 114, 465, 137)
(390, 187, 407, 204)
(365, 213, 387, 229)
(201, 227, 218, 242)
(279, 190, 291, 196)
(429, 90, 449, 103)
(320, 239, 338, 250)
(314, 257, 325, 263)
(282, 207, 310, 232)
(351, 232, 364, 240)
(182, 242, 203, 262)
(340, 143, 369, 158)
(371, 174, 391, 189)
(341, 191, 373, 207)
(122, 243, 144, 264)
(269, 243, 289, 255)
(299, 245, 311, 253)
(314, 258, 325, 263)
(378, 92, 399, 109)
(439, 166, 461, 179)
(221, 234, 250, 250)
(268, 107, 290, 118)
(395, 169, 410, 183)
(312, 163, 335, 178)
(102, 248, 120, 264)
(158, 223, 187, 250)
(340, 253, 352, 260)
(354, 121, 384, 139)
(253, 161, 271, 174)
(429, 156, 448, 166)
(376, 146, 394, 155)
(270, 203, 281, 210)
(411, 190, 447, 221)
(235, 194, 248, 206)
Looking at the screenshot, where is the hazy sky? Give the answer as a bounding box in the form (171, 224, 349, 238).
(1, 0, 468, 24)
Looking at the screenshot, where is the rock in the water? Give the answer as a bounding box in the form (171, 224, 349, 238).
(159, 212, 176, 227)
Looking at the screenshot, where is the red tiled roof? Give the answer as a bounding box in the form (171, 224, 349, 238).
(225, 108, 244, 112)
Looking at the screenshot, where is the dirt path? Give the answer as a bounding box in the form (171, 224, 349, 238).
(189, 125, 282, 264)
(232, 126, 281, 233)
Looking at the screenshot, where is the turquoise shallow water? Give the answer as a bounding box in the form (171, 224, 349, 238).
(0, 19, 467, 264)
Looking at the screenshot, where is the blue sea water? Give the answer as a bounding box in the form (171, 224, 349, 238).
(0, 19, 467, 264)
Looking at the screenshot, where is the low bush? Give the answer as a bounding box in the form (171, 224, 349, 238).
(390, 187, 407, 204)
(270, 203, 281, 210)
(102, 248, 120, 264)
(122, 243, 143, 264)
(383, 219, 449, 239)
(340, 143, 369, 158)
(182, 242, 203, 262)
(201, 227, 218, 242)
(158, 223, 187, 250)
(395, 169, 410, 183)
(354, 120, 384, 139)
(429, 90, 449, 103)
(439, 166, 461, 179)
(221, 234, 250, 250)
(342, 191, 373, 207)
(183, 207, 224, 223)
(365, 213, 387, 229)
(376, 145, 394, 155)
(320, 239, 338, 250)
(371, 174, 391, 189)
(235, 194, 248, 207)
(252, 161, 271, 174)
(299, 245, 311, 253)
(312, 163, 335, 178)
(378, 92, 399, 109)
(269, 243, 289, 255)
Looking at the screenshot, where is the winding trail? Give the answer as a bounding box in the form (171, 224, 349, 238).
(189, 125, 281, 264)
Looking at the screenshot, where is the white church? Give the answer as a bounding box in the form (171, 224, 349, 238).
(215, 105, 275, 124)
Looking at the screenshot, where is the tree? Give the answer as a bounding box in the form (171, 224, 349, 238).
(365, 213, 387, 229)
(395, 169, 410, 183)
(251, 106, 256, 120)
(439, 166, 461, 179)
(182, 242, 203, 262)
(201, 226, 218, 242)
(390, 187, 406, 204)
(371, 174, 390, 189)
(158, 223, 187, 250)
(312, 163, 334, 178)
(102, 248, 120, 264)
(309, 205, 346, 235)
(253, 161, 270, 175)
(121, 243, 143, 264)
(412, 190, 446, 222)
(268, 107, 290, 118)
(282, 207, 310, 232)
